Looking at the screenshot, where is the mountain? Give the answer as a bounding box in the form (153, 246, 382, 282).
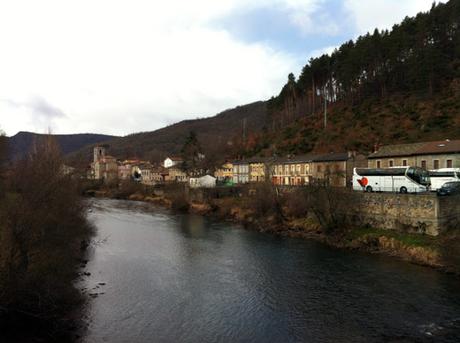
(69, 101, 267, 165)
(7, 131, 118, 161)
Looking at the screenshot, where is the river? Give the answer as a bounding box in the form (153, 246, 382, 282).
(80, 199, 460, 343)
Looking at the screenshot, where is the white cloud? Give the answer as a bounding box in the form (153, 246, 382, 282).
(0, 0, 299, 136)
(344, 0, 448, 35)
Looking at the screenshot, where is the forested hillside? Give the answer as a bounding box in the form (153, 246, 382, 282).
(250, 0, 460, 156)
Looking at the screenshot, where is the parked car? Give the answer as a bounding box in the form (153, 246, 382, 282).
(436, 181, 460, 196)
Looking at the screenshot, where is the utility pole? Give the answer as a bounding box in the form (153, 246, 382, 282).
(323, 87, 327, 129)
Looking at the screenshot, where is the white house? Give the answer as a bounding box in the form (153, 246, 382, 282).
(164, 156, 183, 168)
(189, 175, 217, 188)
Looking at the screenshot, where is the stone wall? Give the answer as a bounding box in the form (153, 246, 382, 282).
(353, 192, 460, 236)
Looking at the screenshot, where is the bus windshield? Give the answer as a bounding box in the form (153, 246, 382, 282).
(407, 167, 430, 186)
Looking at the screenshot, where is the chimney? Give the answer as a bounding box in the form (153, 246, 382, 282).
(373, 143, 380, 153)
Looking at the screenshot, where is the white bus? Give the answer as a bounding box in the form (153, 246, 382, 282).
(428, 168, 460, 191)
(353, 166, 430, 193)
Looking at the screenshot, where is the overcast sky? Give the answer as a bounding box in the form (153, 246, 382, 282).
(0, 0, 445, 137)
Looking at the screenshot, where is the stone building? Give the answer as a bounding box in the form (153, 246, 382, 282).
(311, 152, 367, 187)
(92, 146, 118, 182)
(368, 139, 460, 170)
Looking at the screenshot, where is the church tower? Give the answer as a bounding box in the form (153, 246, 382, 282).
(94, 146, 106, 163)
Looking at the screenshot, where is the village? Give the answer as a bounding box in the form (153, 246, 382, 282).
(89, 138, 460, 191)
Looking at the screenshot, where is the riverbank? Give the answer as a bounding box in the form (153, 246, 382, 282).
(84, 184, 460, 276)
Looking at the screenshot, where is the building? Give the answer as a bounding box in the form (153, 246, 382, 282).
(92, 146, 118, 182)
(139, 163, 155, 185)
(189, 175, 217, 188)
(164, 156, 183, 169)
(165, 166, 188, 183)
(368, 139, 460, 170)
(118, 163, 133, 180)
(151, 165, 167, 184)
(271, 155, 314, 186)
(311, 152, 367, 187)
(214, 162, 233, 182)
(232, 160, 249, 184)
(248, 157, 273, 183)
(270, 152, 367, 187)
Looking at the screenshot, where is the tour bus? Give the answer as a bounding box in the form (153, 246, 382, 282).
(428, 168, 460, 191)
(353, 166, 430, 193)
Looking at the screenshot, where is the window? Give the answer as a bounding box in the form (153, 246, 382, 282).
(447, 159, 453, 168)
(421, 160, 427, 169)
(434, 160, 440, 169)
(376, 160, 381, 168)
(317, 165, 322, 173)
(389, 160, 394, 167)
(402, 159, 407, 166)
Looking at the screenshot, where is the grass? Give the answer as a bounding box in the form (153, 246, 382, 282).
(346, 226, 438, 248)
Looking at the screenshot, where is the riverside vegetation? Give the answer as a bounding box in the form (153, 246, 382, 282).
(0, 134, 94, 342)
(85, 180, 460, 276)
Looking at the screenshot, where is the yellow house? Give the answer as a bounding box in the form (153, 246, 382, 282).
(214, 162, 233, 182)
(248, 158, 272, 182)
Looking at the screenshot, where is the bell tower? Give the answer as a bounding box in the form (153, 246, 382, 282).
(94, 146, 106, 163)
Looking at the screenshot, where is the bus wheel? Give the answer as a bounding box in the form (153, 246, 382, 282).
(366, 186, 373, 193)
(400, 186, 407, 194)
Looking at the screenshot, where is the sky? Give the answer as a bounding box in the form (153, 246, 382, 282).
(0, 0, 446, 137)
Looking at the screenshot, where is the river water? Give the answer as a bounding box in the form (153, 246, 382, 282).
(81, 199, 460, 343)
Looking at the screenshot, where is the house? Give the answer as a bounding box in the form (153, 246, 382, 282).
(189, 175, 217, 188)
(139, 163, 155, 185)
(118, 163, 133, 180)
(214, 162, 233, 182)
(310, 152, 367, 187)
(232, 160, 249, 184)
(151, 165, 167, 184)
(368, 139, 460, 170)
(271, 155, 314, 186)
(248, 157, 272, 183)
(165, 166, 188, 183)
(270, 152, 367, 187)
(164, 156, 183, 169)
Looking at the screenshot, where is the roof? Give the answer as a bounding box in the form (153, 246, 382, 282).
(369, 139, 460, 159)
(312, 152, 350, 162)
(273, 154, 316, 164)
(167, 156, 183, 161)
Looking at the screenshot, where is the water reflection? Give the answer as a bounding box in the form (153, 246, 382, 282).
(81, 199, 460, 343)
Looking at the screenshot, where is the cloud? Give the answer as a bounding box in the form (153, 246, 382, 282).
(344, 0, 448, 35)
(2, 96, 65, 119)
(0, 96, 66, 134)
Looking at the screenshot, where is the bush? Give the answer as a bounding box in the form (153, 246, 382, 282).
(0, 136, 94, 338)
(283, 188, 309, 218)
(248, 182, 284, 223)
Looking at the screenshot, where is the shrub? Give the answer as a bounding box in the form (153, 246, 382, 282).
(0, 135, 94, 338)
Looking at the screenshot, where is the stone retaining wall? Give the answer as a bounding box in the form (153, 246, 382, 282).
(354, 193, 460, 236)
